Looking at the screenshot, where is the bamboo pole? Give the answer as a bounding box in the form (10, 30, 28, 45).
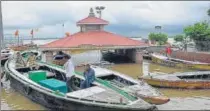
(0, 1, 4, 106)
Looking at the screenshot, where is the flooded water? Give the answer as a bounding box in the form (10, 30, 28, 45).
(1, 61, 210, 110)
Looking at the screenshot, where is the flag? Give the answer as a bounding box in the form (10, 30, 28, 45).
(65, 32, 70, 37)
(14, 30, 19, 37)
(30, 29, 33, 36)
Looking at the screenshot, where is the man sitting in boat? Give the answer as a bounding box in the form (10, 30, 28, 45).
(80, 64, 95, 89)
(26, 52, 38, 70)
(15, 52, 26, 67)
(64, 55, 75, 92)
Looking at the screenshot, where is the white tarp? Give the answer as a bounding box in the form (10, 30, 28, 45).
(66, 86, 105, 98)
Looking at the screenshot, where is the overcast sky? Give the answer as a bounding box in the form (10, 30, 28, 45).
(2, 1, 210, 38)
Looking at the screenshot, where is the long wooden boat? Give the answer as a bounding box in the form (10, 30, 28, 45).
(151, 53, 210, 70)
(4, 59, 157, 110)
(9, 44, 37, 52)
(21, 50, 42, 60)
(139, 71, 210, 89)
(90, 65, 170, 105)
(1, 48, 14, 66)
(9, 45, 28, 51)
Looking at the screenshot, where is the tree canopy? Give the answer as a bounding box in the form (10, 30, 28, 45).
(174, 34, 184, 42)
(184, 21, 210, 41)
(183, 21, 210, 51)
(148, 33, 168, 45)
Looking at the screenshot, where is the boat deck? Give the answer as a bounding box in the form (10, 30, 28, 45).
(66, 86, 130, 104)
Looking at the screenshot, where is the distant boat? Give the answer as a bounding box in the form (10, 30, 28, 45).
(4, 58, 157, 110)
(9, 44, 37, 51)
(139, 71, 210, 89)
(151, 53, 210, 70)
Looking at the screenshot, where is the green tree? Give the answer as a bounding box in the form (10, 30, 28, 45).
(207, 8, 210, 17)
(149, 33, 168, 45)
(174, 35, 184, 42)
(184, 21, 210, 51)
(174, 34, 190, 51)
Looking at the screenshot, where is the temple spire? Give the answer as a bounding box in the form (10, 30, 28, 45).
(88, 8, 95, 17)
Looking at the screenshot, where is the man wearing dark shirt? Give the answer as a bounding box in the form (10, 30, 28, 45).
(80, 64, 95, 89)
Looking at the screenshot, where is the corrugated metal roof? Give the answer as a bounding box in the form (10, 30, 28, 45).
(41, 30, 148, 48)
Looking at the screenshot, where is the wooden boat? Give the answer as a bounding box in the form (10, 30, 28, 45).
(52, 53, 70, 66)
(52, 58, 68, 66)
(9, 45, 28, 51)
(151, 53, 210, 70)
(4, 59, 157, 110)
(1, 48, 14, 66)
(21, 50, 42, 60)
(139, 71, 210, 89)
(90, 65, 170, 105)
(9, 44, 37, 52)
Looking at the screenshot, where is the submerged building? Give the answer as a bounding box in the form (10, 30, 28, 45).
(40, 8, 148, 65)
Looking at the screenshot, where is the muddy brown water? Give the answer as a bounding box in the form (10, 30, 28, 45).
(1, 62, 210, 110)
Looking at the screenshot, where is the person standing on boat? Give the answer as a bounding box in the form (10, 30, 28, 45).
(80, 64, 95, 89)
(64, 55, 75, 92)
(165, 45, 172, 58)
(15, 52, 26, 67)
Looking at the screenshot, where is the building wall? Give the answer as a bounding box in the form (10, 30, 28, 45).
(81, 24, 104, 32)
(171, 51, 210, 63)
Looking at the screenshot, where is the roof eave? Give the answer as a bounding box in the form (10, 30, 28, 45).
(39, 45, 149, 51)
(76, 23, 109, 25)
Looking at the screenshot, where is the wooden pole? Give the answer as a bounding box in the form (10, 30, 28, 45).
(0, 0, 4, 101)
(18, 34, 19, 46)
(31, 33, 34, 45)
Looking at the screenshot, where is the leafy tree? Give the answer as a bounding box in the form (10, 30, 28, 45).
(149, 33, 168, 45)
(174, 35, 184, 42)
(208, 8, 210, 17)
(184, 21, 210, 51)
(174, 34, 190, 51)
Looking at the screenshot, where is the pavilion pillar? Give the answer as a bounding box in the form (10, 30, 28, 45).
(45, 51, 54, 63)
(133, 49, 144, 64)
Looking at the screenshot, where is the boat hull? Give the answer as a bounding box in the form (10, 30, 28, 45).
(10, 46, 28, 51)
(151, 55, 210, 71)
(52, 59, 68, 66)
(139, 95, 170, 105)
(139, 77, 210, 89)
(8, 75, 128, 111)
(1, 58, 8, 66)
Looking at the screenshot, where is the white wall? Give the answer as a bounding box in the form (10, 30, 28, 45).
(71, 50, 102, 66)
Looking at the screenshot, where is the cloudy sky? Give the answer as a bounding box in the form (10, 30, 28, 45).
(2, 1, 210, 38)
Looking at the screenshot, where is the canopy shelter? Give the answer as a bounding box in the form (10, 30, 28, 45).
(39, 8, 148, 65)
(40, 7, 148, 52)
